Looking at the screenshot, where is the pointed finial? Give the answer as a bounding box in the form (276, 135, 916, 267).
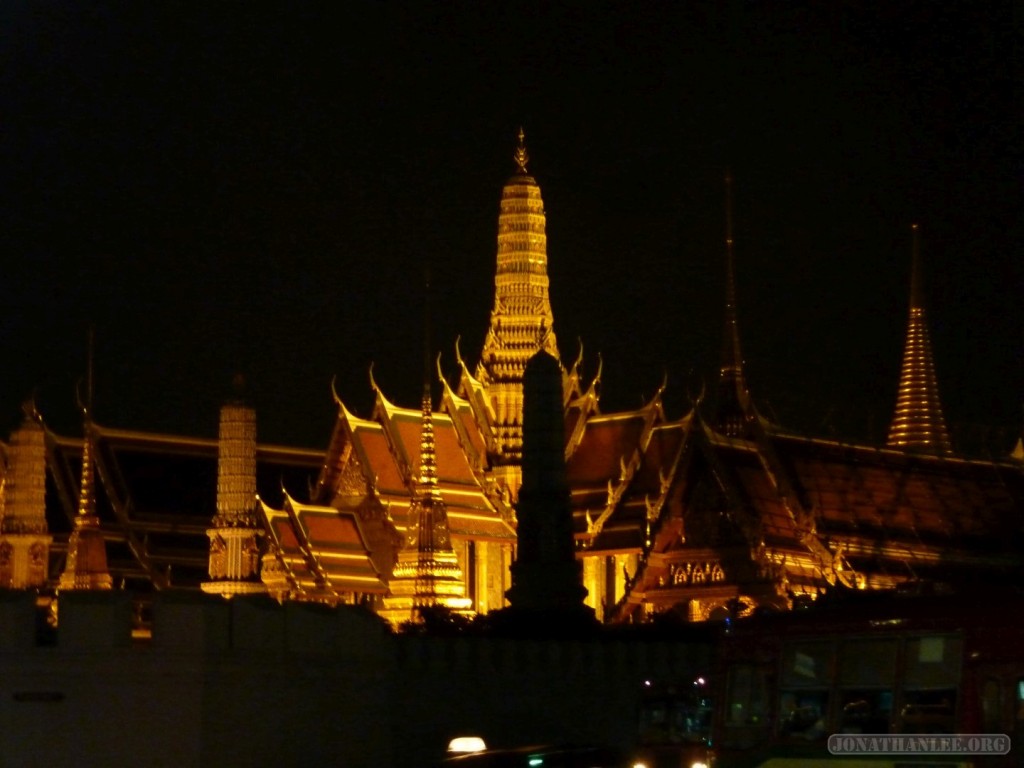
(20, 393, 41, 424)
(77, 423, 96, 519)
(86, 326, 95, 415)
(514, 126, 529, 174)
(454, 335, 465, 367)
(423, 265, 433, 400)
(716, 169, 752, 437)
(435, 351, 448, 392)
(75, 327, 96, 419)
(231, 372, 247, 401)
(909, 223, 923, 310)
(330, 374, 342, 407)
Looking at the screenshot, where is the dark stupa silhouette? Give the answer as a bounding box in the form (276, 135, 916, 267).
(497, 350, 597, 634)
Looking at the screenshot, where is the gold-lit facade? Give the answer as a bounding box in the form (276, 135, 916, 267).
(1, 133, 1022, 627)
(378, 390, 472, 626)
(473, 129, 561, 497)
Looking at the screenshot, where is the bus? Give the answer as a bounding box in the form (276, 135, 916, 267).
(635, 677, 714, 768)
(637, 588, 1024, 768)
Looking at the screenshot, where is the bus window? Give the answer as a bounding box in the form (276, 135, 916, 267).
(725, 665, 768, 726)
(781, 641, 832, 688)
(839, 638, 897, 687)
(836, 638, 896, 733)
(980, 678, 1001, 733)
(778, 641, 832, 740)
(778, 690, 828, 740)
(899, 689, 956, 734)
(898, 634, 961, 734)
(837, 690, 893, 734)
(903, 635, 961, 687)
(638, 684, 712, 747)
(721, 664, 769, 751)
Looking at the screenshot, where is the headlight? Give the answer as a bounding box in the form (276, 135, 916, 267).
(689, 762, 709, 768)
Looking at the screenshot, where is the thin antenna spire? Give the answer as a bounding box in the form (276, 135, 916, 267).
(723, 170, 742, 374)
(419, 266, 440, 495)
(86, 326, 95, 415)
(715, 169, 752, 437)
(423, 266, 432, 400)
(909, 223, 924, 310)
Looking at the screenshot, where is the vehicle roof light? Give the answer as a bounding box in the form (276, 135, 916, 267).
(447, 736, 488, 754)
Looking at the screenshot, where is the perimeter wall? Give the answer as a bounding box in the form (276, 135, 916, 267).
(0, 592, 710, 768)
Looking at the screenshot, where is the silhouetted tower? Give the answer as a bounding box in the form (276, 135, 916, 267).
(887, 225, 952, 453)
(505, 350, 593, 623)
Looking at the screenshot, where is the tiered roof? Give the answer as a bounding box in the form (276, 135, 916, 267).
(261, 493, 387, 599)
(317, 383, 516, 544)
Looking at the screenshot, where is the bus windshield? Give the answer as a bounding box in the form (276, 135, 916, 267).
(638, 679, 712, 746)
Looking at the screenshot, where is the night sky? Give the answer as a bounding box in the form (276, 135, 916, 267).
(1, 2, 1019, 454)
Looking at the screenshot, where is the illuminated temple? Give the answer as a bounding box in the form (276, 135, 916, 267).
(2, 132, 1023, 629)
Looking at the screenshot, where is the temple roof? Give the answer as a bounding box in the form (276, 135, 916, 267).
(566, 389, 683, 553)
(44, 422, 323, 591)
(320, 388, 515, 543)
(261, 494, 388, 596)
(772, 434, 1024, 565)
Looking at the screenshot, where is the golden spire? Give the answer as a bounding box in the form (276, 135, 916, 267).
(715, 170, 753, 437)
(887, 224, 952, 454)
(60, 336, 113, 591)
(514, 126, 529, 174)
(474, 128, 560, 487)
(379, 279, 472, 627)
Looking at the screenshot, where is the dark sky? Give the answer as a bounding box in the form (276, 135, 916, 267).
(1, 2, 1020, 454)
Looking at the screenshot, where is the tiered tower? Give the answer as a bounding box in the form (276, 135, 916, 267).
(887, 224, 952, 453)
(379, 387, 472, 626)
(476, 129, 560, 489)
(0, 402, 52, 589)
(59, 416, 112, 591)
(714, 171, 754, 437)
(201, 393, 265, 596)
